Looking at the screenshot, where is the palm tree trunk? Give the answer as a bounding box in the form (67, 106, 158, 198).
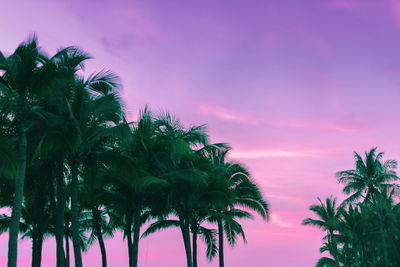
(192, 231, 198, 267)
(132, 210, 141, 267)
(36, 228, 43, 267)
(32, 227, 38, 267)
(70, 160, 82, 267)
(7, 129, 27, 267)
(65, 233, 70, 267)
(126, 211, 133, 267)
(36, 198, 44, 267)
(180, 217, 193, 267)
(55, 158, 65, 267)
(93, 208, 107, 267)
(217, 218, 224, 267)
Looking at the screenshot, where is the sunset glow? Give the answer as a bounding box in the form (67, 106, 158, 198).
(2, 0, 400, 266)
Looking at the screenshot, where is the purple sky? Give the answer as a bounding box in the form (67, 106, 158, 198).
(2, 0, 400, 266)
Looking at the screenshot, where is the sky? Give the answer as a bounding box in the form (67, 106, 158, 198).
(1, 0, 400, 266)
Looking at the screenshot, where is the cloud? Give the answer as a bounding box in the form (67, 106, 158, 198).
(197, 103, 261, 125)
(267, 193, 307, 204)
(229, 150, 313, 159)
(270, 213, 295, 228)
(197, 103, 372, 133)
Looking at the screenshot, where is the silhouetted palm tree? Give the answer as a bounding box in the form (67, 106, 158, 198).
(302, 196, 342, 266)
(202, 146, 269, 267)
(336, 148, 399, 267)
(0, 36, 55, 267)
(142, 113, 209, 267)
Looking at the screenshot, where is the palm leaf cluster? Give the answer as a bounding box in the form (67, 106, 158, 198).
(303, 148, 400, 267)
(0, 37, 269, 267)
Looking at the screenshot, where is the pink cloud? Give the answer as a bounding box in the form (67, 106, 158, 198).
(197, 103, 261, 125)
(267, 193, 307, 204)
(198, 102, 371, 133)
(229, 150, 313, 159)
(270, 213, 296, 228)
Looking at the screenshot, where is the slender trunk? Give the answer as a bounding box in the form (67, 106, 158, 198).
(132, 210, 141, 267)
(55, 158, 65, 267)
(180, 217, 192, 267)
(93, 208, 107, 267)
(192, 231, 198, 267)
(7, 129, 27, 267)
(217, 218, 224, 267)
(34, 193, 45, 267)
(32, 226, 38, 267)
(48, 164, 58, 266)
(65, 233, 69, 267)
(126, 211, 133, 267)
(36, 229, 43, 267)
(70, 160, 82, 267)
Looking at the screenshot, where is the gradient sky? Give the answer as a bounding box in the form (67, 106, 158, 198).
(2, 0, 400, 266)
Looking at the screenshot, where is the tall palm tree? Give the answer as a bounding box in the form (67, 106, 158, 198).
(104, 108, 169, 267)
(35, 46, 90, 267)
(201, 145, 269, 267)
(79, 154, 120, 267)
(0, 36, 53, 267)
(302, 196, 342, 267)
(336, 148, 399, 267)
(65, 71, 122, 267)
(142, 113, 210, 267)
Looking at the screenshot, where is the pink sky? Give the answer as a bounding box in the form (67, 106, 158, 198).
(2, 0, 400, 266)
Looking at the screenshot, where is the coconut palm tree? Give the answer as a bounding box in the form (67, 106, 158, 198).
(0, 36, 50, 267)
(103, 108, 170, 267)
(34, 46, 91, 267)
(336, 148, 399, 266)
(79, 154, 120, 267)
(65, 71, 122, 267)
(201, 145, 269, 267)
(302, 196, 342, 267)
(141, 113, 210, 267)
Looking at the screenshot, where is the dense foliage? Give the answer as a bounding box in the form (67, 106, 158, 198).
(0, 37, 269, 267)
(303, 148, 400, 267)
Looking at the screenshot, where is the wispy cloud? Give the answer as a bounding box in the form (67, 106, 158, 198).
(270, 214, 295, 228)
(197, 103, 261, 125)
(198, 102, 373, 133)
(267, 193, 307, 204)
(229, 150, 313, 159)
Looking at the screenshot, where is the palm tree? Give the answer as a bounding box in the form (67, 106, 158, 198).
(66, 70, 122, 267)
(302, 196, 342, 267)
(79, 157, 119, 267)
(336, 148, 399, 266)
(34, 46, 91, 267)
(104, 108, 170, 267)
(202, 145, 269, 267)
(335, 205, 372, 266)
(142, 113, 210, 267)
(0, 36, 57, 267)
